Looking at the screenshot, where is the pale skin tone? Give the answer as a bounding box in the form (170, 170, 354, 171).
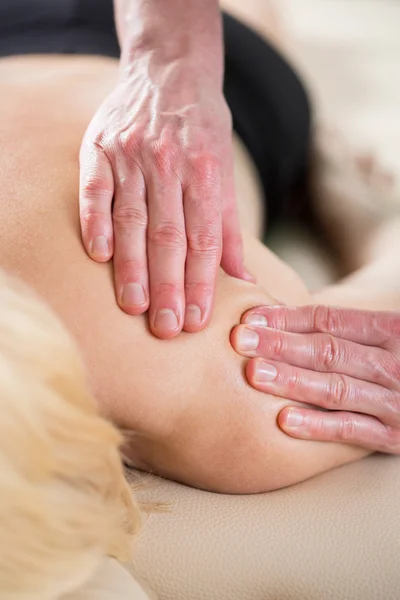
(4, 49, 400, 494)
(234, 305, 400, 453)
(232, 130, 400, 454)
(224, 0, 400, 454)
(0, 0, 398, 495)
(80, 0, 252, 340)
(82, 0, 400, 453)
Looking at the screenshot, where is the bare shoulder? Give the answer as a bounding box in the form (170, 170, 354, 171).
(0, 172, 364, 493)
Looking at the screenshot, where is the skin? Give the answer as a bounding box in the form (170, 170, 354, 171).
(223, 0, 400, 455)
(232, 305, 400, 454)
(80, 0, 252, 340)
(231, 110, 400, 454)
(2, 1, 397, 490)
(223, 0, 400, 453)
(0, 54, 372, 494)
(231, 129, 400, 454)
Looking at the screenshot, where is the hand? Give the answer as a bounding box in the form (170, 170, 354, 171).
(231, 305, 400, 453)
(79, 54, 252, 339)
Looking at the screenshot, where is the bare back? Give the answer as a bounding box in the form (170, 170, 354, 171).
(0, 55, 368, 493)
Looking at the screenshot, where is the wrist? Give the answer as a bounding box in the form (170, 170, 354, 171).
(115, 0, 223, 86)
(119, 42, 223, 92)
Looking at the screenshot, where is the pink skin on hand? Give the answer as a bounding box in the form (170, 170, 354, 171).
(79, 56, 253, 340)
(230, 305, 400, 453)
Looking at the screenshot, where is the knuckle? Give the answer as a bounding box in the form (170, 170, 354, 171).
(89, 130, 108, 152)
(187, 225, 221, 255)
(80, 206, 105, 228)
(149, 138, 180, 171)
(287, 369, 302, 394)
(113, 205, 148, 231)
(151, 282, 182, 297)
(148, 222, 186, 249)
(326, 374, 350, 408)
(277, 309, 294, 332)
(312, 305, 342, 335)
(190, 152, 223, 183)
(269, 331, 285, 359)
(318, 334, 341, 371)
(334, 414, 358, 442)
(185, 282, 214, 297)
(116, 257, 146, 276)
(118, 129, 142, 156)
(82, 175, 112, 199)
(312, 415, 328, 436)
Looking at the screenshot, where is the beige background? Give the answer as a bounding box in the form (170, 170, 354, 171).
(268, 0, 400, 288)
(284, 0, 400, 182)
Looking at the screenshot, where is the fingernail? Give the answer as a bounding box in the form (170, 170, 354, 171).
(237, 327, 259, 352)
(91, 235, 109, 258)
(284, 409, 304, 428)
(154, 308, 179, 333)
(244, 314, 268, 327)
(255, 361, 277, 382)
(122, 283, 146, 307)
(185, 304, 202, 329)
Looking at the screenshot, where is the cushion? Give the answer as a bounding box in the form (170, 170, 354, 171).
(128, 454, 400, 599)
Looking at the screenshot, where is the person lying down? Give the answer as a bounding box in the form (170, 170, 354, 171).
(2, 51, 400, 499)
(1, 3, 399, 599)
(0, 271, 148, 600)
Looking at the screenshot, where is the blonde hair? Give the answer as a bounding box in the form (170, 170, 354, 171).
(0, 271, 141, 599)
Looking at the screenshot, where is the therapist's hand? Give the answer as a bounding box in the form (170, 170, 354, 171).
(231, 305, 400, 454)
(79, 56, 252, 339)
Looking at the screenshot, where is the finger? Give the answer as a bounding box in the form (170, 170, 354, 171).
(245, 358, 400, 427)
(231, 325, 400, 391)
(241, 305, 400, 349)
(220, 157, 255, 283)
(278, 407, 400, 454)
(79, 143, 114, 262)
(221, 203, 255, 283)
(182, 156, 222, 332)
(112, 166, 149, 315)
(147, 168, 186, 339)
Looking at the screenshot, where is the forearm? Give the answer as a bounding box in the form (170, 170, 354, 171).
(313, 218, 400, 311)
(113, 0, 223, 85)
